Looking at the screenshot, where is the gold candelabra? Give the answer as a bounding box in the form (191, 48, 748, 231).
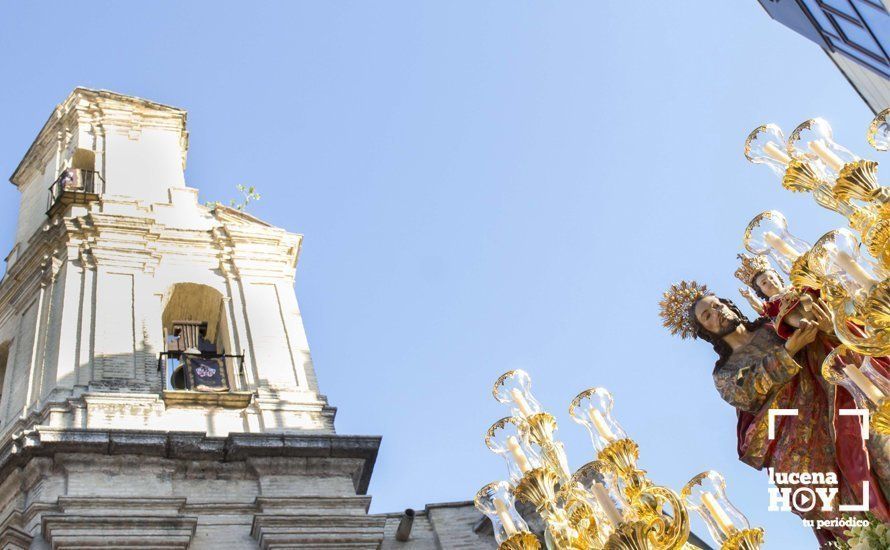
(474, 370, 765, 550)
(744, 112, 890, 435)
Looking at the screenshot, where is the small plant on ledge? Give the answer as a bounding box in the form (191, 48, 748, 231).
(207, 184, 261, 212)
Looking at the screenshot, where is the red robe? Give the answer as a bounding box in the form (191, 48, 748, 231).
(734, 292, 890, 543)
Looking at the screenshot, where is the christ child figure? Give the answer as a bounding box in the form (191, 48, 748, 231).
(735, 253, 833, 339)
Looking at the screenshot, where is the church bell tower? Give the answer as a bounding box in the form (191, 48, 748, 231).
(0, 89, 384, 548)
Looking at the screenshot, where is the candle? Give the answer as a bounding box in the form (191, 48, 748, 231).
(494, 498, 518, 536)
(591, 483, 623, 526)
(507, 435, 532, 473)
(510, 388, 533, 417)
(808, 139, 845, 172)
(589, 409, 617, 443)
(555, 446, 571, 478)
(763, 142, 791, 165)
(702, 491, 736, 536)
(843, 364, 885, 405)
(835, 251, 876, 291)
(763, 231, 801, 261)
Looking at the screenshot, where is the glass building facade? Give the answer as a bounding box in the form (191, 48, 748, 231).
(758, 0, 890, 111)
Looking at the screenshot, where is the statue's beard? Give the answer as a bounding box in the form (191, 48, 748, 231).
(714, 315, 742, 339)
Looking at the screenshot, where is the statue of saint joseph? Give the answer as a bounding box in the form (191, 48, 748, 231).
(661, 278, 890, 544)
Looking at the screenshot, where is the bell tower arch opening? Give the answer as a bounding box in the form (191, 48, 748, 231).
(70, 148, 96, 171)
(161, 282, 238, 391)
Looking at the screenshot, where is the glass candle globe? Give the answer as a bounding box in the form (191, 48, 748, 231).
(486, 417, 543, 482)
(556, 486, 613, 547)
(788, 118, 857, 177)
(682, 470, 751, 545)
(823, 345, 890, 408)
(518, 421, 571, 481)
(861, 356, 890, 398)
(744, 124, 790, 178)
(743, 211, 811, 274)
(868, 108, 890, 152)
(493, 369, 543, 419)
(475, 481, 532, 544)
(812, 181, 860, 217)
(569, 388, 627, 453)
(813, 229, 879, 298)
(571, 460, 627, 526)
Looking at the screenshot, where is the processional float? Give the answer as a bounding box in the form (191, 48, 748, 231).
(473, 109, 890, 550)
(745, 113, 890, 435)
(474, 370, 764, 550)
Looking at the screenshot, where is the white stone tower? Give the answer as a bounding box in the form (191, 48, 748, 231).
(0, 89, 386, 549)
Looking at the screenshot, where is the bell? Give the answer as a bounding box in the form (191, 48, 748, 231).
(170, 362, 186, 390)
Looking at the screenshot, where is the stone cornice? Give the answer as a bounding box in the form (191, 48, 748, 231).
(161, 390, 253, 408)
(254, 495, 373, 514)
(0, 203, 303, 317)
(56, 496, 188, 513)
(0, 522, 32, 550)
(0, 428, 381, 495)
(41, 514, 198, 549)
(250, 514, 386, 549)
(11, 87, 188, 187)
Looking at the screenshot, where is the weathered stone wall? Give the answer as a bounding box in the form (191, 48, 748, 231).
(0, 430, 383, 549)
(377, 502, 496, 549)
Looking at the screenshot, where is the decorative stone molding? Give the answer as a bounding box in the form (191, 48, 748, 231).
(250, 514, 386, 549)
(162, 390, 254, 409)
(41, 514, 198, 549)
(254, 495, 373, 515)
(83, 392, 166, 425)
(0, 428, 380, 495)
(0, 510, 32, 550)
(55, 496, 188, 515)
(0, 526, 32, 550)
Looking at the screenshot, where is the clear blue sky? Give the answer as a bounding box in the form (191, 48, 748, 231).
(0, 2, 877, 548)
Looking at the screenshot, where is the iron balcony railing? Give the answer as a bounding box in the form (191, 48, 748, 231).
(47, 168, 105, 215)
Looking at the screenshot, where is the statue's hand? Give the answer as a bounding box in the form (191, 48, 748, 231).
(808, 297, 834, 334)
(785, 319, 819, 355)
